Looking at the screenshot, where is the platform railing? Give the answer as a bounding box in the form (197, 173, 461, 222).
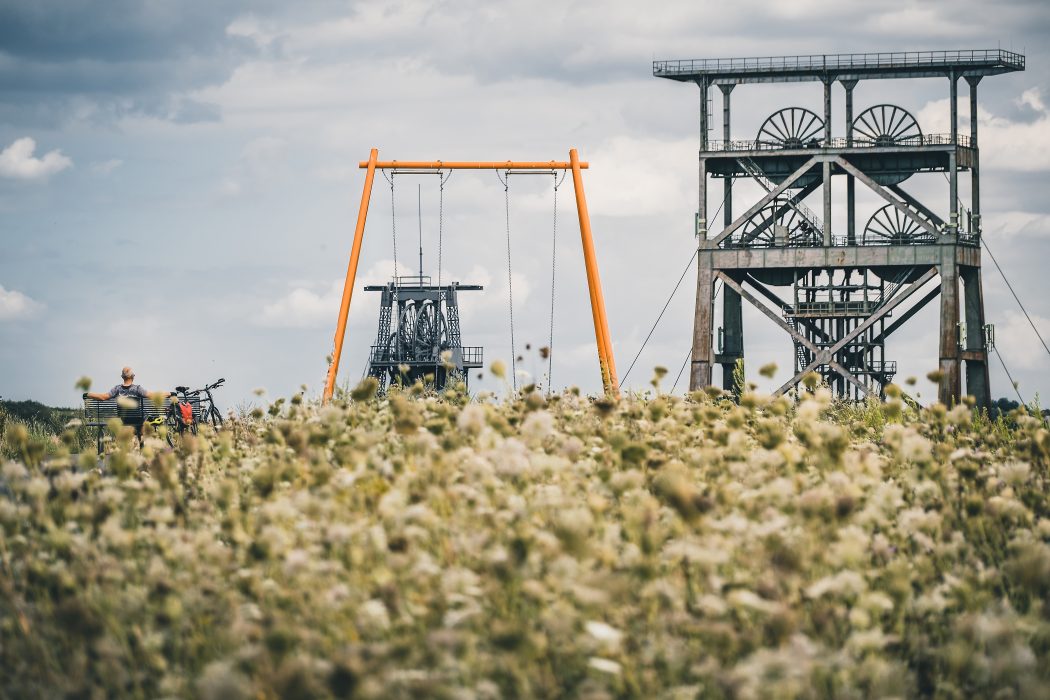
(654, 49, 1024, 76)
(706, 134, 971, 152)
(721, 231, 979, 250)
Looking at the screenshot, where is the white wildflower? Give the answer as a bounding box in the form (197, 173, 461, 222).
(584, 620, 623, 649)
(587, 657, 622, 676)
(999, 461, 1031, 486)
(357, 599, 391, 632)
(805, 570, 866, 599)
(521, 410, 555, 446)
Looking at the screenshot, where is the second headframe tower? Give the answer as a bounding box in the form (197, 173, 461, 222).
(654, 50, 1024, 406)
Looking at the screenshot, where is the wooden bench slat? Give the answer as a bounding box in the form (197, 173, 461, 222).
(82, 396, 202, 425)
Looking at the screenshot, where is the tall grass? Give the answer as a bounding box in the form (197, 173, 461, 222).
(2, 380, 1049, 697)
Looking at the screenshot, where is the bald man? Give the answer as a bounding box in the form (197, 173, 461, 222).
(87, 367, 150, 402)
(86, 367, 154, 445)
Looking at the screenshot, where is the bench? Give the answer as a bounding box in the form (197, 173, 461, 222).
(83, 395, 202, 454)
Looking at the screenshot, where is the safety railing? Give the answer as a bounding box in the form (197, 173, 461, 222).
(847, 360, 898, 375)
(788, 300, 883, 317)
(368, 345, 484, 366)
(654, 50, 1024, 76)
(721, 232, 978, 249)
(459, 347, 484, 365)
(706, 134, 971, 152)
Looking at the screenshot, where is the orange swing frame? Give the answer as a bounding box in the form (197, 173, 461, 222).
(322, 147, 618, 402)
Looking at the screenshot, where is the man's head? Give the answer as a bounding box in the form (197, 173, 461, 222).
(121, 367, 135, 384)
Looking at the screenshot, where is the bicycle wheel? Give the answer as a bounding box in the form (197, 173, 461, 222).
(209, 405, 224, 428)
(165, 416, 197, 448)
(165, 416, 181, 448)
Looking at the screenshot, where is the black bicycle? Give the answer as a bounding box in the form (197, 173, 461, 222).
(188, 378, 225, 429)
(148, 387, 198, 448)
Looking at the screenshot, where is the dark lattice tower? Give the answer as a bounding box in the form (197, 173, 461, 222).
(365, 276, 483, 392)
(654, 50, 1025, 405)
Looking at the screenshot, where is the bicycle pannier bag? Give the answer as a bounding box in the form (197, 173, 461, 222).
(175, 401, 194, 426)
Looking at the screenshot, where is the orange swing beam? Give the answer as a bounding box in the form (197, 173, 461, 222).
(322, 148, 618, 402)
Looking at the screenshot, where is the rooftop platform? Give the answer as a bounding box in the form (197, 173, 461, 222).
(653, 49, 1025, 84)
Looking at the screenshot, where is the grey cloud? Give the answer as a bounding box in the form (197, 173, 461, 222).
(0, 0, 269, 125)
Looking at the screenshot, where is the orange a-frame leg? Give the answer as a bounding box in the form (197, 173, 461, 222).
(570, 148, 619, 396)
(323, 148, 378, 403)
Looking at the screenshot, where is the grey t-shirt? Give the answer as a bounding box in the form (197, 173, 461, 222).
(107, 384, 149, 399)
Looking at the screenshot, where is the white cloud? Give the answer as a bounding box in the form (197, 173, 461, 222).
(982, 211, 1050, 241)
(916, 88, 1050, 173)
(0, 137, 73, 181)
(586, 136, 695, 217)
(215, 177, 242, 198)
(90, 159, 123, 175)
(996, 310, 1050, 371)
(0, 285, 44, 320)
(260, 281, 343, 328)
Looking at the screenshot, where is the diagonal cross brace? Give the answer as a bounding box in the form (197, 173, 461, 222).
(888, 184, 945, 228)
(773, 266, 939, 395)
(738, 181, 822, 247)
(745, 273, 832, 344)
(834, 156, 939, 238)
(710, 156, 821, 247)
(715, 272, 871, 397)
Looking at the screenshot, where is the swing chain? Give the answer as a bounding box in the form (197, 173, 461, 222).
(503, 170, 517, 392)
(548, 171, 564, 394)
(438, 170, 452, 292)
(384, 169, 398, 285)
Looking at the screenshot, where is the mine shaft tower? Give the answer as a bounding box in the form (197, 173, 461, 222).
(364, 276, 483, 393)
(654, 49, 1024, 406)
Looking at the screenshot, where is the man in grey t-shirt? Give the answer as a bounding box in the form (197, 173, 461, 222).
(87, 366, 150, 401)
(86, 367, 153, 443)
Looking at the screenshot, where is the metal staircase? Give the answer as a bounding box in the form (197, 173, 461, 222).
(739, 156, 826, 235)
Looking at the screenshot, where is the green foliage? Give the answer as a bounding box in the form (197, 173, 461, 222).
(0, 399, 90, 459)
(731, 358, 746, 398)
(1, 388, 1049, 697)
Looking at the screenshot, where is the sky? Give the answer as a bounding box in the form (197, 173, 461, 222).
(1, 0, 1049, 409)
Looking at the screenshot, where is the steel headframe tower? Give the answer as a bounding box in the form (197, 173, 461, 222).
(654, 50, 1024, 406)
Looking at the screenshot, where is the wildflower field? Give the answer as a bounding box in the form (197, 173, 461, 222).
(2, 377, 1049, 699)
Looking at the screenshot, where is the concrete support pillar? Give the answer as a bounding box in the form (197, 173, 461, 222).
(690, 254, 715, 390)
(823, 79, 832, 143)
(939, 262, 962, 405)
(822, 159, 832, 245)
(949, 72, 959, 144)
(698, 79, 709, 151)
(948, 150, 958, 237)
(843, 80, 857, 244)
(697, 157, 707, 240)
(961, 266, 991, 409)
(719, 84, 742, 390)
(967, 76, 982, 235)
(949, 72, 959, 234)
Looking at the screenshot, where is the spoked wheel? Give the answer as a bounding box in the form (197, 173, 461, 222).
(734, 198, 823, 248)
(862, 204, 936, 245)
(413, 302, 450, 359)
(395, 302, 419, 361)
(851, 104, 922, 146)
(756, 107, 826, 148)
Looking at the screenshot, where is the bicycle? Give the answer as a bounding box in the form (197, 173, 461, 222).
(145, 388, 198, 448)
(186, 378, 225, 429)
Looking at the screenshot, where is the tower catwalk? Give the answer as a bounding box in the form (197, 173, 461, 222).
(654, 50, 1025, 406)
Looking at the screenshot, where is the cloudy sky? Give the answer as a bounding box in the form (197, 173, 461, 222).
(2, 0, 1049, 408)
